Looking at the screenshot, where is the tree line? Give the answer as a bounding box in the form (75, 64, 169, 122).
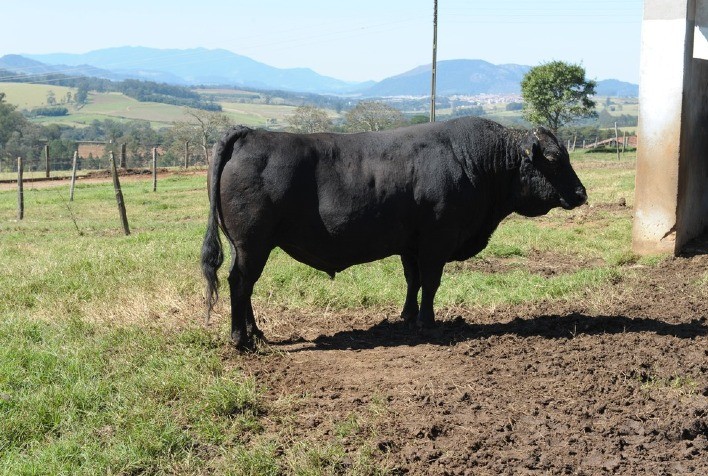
(0, 69, 220, 111)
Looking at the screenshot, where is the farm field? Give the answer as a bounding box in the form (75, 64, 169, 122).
(0, 83, 76, 109)
(1, 82, 639, 136)
(0, 150, 706, 474)
(0, 83, 301, 129)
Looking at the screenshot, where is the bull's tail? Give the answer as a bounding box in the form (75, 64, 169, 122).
(201, 126, 251, 323)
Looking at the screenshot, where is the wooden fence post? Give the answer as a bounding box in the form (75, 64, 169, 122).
(120, 143, 127, 170)
(614, 122, 620, 161)
(152, 147, 157, 192)
(110, 152, 130, 235)
(184, 141, 189, 169)
(44, 144, 50, 178)
(572, 133, 577, 152)
(69, 151, 78, 201)
(17, 157, 24, 220)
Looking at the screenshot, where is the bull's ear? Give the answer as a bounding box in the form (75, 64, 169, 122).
(521, 134, 541, 164)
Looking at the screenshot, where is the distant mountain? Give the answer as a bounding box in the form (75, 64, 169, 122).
(25, 47, 362, 93)
(0, 54, 121, 80)
(594, 79, 639, 97)
(360, 59, 639, 98)
(362, 59, 532, 96)
(8, 47, 638, 98)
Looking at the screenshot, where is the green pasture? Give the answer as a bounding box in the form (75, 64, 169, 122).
(0, 149, 666, 474)
(0, 83, 76, 109)
(0, 83, 301, 129)
(220, 102, 301, 128)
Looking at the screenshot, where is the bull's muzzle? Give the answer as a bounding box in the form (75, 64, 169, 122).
(560, 186, 588, 209)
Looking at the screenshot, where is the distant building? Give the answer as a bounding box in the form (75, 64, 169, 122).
(77, 141, 109, 159)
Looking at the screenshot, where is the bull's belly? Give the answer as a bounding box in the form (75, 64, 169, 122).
(277, 233, 405, 276)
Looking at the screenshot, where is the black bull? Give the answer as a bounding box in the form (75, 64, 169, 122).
(201, 117, 587, 349)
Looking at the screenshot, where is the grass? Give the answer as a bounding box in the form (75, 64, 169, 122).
(0, 317, 266, 475)
(0, 148, 658, 473)
(0, 83, 76, 109)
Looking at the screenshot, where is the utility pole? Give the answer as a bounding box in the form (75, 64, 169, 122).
(430, 0, 438, 122)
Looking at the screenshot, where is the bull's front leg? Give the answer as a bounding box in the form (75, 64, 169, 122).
(400, 254, 421, 324)
(417, 259, 445, 329)
(245, 300, 264, 341)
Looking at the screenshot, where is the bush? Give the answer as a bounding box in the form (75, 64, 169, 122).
(29, 107, 69, 117)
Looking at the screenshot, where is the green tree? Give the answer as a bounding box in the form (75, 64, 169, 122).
(170, 108, 232, 164)
(520, 61, 597, 132)
(0, 92, 31, 155)
(123, 120, 158, 164)
(75, 83, 89, 105)
(409, 114, 430, 125)
(345, 101, 405, 132)
(286, 105, 332, 133)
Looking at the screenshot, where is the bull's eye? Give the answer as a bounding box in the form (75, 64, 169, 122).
(546, 150, 561, 161)
(541, 154, 562, 174)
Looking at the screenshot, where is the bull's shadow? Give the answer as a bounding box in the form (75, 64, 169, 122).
(276, 313, 707, 352)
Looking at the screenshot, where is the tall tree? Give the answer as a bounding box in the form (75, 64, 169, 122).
(345, 101, 405, 132)
(0, 92, 30, 155)
(75, 82, 89, 105)
(286, 105, 332, 133)
(171, 108, 232, 164)
(521, 61, 597, 132)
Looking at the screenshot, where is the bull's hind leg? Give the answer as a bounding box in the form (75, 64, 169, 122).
(227, 242, 270, 350)
(400, 254, 421, 324)
(245, 301, 264, 341)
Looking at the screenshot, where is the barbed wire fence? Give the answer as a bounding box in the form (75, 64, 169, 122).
(0, 141, 208, 179)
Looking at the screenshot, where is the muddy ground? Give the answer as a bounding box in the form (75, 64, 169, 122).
(243, 252, 707, 475)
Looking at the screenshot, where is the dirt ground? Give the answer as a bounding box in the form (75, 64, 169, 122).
(244, 252, 707, 475)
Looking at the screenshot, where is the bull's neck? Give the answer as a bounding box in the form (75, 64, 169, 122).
(472, 131, 523, 216)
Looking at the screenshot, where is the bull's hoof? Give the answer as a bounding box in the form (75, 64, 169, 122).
(402, 313, 418, 329)
(416, 318, 436, 331)
(231, 330, 256, 351)
(250, 326, 266, 341)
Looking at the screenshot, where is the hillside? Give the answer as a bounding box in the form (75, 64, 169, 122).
(363, 59, 531, 96)
(25, 47, 361, 94)
(0, 54, 121, 81)
(361, 59, 638, 98)
(14, 47, 638, 98)
(0, 82, 76, 109)
(594, 79, 639, 97)
(0, 82, 301, 128)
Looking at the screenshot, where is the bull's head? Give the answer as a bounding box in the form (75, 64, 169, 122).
(513, 127, 587, 217)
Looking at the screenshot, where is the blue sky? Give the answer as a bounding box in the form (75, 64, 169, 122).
(2, 0, 643, 83)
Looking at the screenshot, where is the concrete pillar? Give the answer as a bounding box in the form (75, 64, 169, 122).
(633, 0, 708, 254)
